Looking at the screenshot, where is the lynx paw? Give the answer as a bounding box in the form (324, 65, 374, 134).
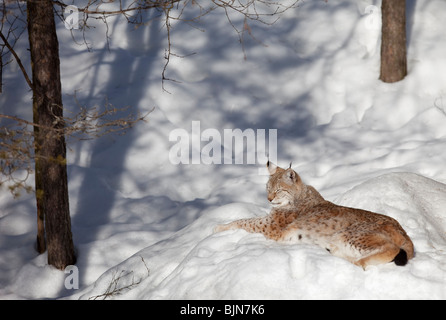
(213, 223, 231, 233)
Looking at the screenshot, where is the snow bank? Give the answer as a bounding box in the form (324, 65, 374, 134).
(75, 173, 446, 300)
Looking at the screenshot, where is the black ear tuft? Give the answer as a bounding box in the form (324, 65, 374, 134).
(267, 161, 278, 175)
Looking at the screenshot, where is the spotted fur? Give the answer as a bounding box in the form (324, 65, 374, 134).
(214, 162, 414, 269)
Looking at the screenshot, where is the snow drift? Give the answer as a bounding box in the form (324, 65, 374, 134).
(75, 173, 446, 300)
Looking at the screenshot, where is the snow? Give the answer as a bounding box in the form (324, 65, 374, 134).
(1, 0, 446, 300)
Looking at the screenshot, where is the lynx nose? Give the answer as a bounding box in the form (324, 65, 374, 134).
(268, 194, 275, 202)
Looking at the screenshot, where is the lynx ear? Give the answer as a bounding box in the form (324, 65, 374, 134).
(267, 161, 278, 175)
(284, 168, 299, 184)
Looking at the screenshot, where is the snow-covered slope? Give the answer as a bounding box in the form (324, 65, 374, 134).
(76, 173, 446, 300)
(1, 0, 446, 299)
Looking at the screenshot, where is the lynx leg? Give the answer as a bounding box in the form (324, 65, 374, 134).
(214, 221, 241, 233)
(214, 218, 261, 234)
(354, 244, 402, 269)
(214, 216, 281, 240)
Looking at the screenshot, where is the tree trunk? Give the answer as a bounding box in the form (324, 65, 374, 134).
(27, 0, 76, 270)
(380, 0, 407, 83)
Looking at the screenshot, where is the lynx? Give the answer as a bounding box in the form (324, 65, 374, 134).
(214, 162, 414, 269)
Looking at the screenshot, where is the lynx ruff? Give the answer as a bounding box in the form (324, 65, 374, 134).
(215, 162, 414, 269)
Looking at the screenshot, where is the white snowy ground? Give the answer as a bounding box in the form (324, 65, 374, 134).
(1, 0, 446, 299)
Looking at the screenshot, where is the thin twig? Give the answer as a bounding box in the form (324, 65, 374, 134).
(0, 30, 33, 91)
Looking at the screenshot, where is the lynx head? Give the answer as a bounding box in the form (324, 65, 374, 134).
(266, 161, 305, 207)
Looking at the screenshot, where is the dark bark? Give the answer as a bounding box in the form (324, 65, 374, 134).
(27, 0, 75, 269)
(380, 0, 407, 83)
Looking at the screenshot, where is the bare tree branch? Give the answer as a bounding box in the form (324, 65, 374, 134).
(0, 101, 153, 195)
(0, 1, 30, 91)
(54, 0, 182, 16)
(52, 0, 299, 90)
